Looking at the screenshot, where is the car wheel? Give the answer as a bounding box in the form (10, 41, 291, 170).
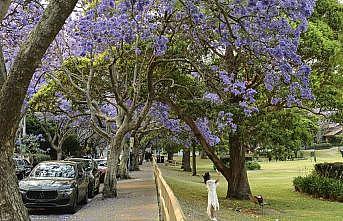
(68, 192, 78, 214)
(82, 187, 88, 204)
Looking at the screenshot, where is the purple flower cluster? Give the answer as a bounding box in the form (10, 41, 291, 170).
(68, 0, 175, 57)
(195, 118, 220, 147)
(150, 102, 220, 147)
(150, 102, 181, 133)
(154, 36, 169, 56)
(203, 92, 221, 104)
(100, 103, 117, 118)
(217, 111, 237, 132)
(182, 0, 316, 106)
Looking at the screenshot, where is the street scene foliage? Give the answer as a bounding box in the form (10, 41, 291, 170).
(0, 0, 342, 221)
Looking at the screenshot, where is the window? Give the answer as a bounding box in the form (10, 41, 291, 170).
(31, 163, 75, 178)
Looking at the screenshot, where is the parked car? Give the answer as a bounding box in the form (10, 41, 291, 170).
(19, 161, 89, 213)
(13, 158, 27, 180)
(22, 159, 33, 176)
(94, 159, 107, 183)
(66, 158, 100, 198)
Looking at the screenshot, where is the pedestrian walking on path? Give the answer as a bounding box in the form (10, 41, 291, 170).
(203, 171, 220, 221)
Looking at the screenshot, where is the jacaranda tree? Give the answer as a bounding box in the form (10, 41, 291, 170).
(64, 0, 316, 199)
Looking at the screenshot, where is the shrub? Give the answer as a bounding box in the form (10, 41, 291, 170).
(308, 143, 333, 150)
(293, 174, 343, 202)
(213, 159, 261, 170)
(246, 161, 261, 170)
(315, 162, 343, 180)
(32, 153, 51, 164)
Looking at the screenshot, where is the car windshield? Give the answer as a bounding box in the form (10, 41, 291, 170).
(31, 163, 75, 178)
(13, 158, 24, 168)
(13, 159, 24, 167)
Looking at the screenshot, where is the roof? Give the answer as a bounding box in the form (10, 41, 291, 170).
(324, 125, 343, 137)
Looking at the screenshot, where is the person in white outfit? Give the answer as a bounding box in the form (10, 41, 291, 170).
(203, 171, 220, 221)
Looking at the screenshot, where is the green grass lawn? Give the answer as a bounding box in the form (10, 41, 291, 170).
(160, 147, 343, 221)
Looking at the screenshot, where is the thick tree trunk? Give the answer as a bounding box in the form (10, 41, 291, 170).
(227, 136, 251, 200)
(0, 1, 77, 220)
(192, 146, 197, 176)
(183, 148, 191, 172)
(167, 151, 174, 161)
(0, 148, 30, 221)
(119, 138, 130, 179)
(103, 137, 121, 198)
(0, 43, 7, 88)
(103, 125, 128, 198)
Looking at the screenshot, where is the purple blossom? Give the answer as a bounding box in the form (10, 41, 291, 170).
(203, 92, 221, 103)
(196, 118, 220, 147)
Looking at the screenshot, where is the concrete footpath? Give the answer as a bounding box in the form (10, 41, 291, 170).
(69, 163, 159, 221)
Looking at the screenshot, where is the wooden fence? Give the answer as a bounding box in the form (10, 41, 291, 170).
(153, 158, 186, 221)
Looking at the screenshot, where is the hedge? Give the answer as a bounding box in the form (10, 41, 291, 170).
(213, 160, 261, 170)
(308, 143, 333, 150)
(246, 161, 261, 170)
(315, 162, 343, 180)
(293, 174, 343, 202)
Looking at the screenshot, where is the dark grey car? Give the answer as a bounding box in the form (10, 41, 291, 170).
(66, 158, 100, 198)
(19, 161, 89, 213)
(13, 158, 27, 180)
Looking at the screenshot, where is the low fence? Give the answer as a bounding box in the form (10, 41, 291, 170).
(153, 157, 186, 221)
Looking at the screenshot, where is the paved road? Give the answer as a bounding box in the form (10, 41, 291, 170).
(30, 163, 158, 221)
(29, 195, 96, 221)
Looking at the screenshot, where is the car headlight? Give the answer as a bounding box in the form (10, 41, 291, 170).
(19, 188, 27, 194)
(59, 188, 74, 195)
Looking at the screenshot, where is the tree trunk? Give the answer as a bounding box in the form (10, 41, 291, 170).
(227, 135, 251, 199)
(0, 1, 78, 220)
(103, 137, 121, 198)
(119, 138, 130, 179)
(192, 146, 197, 176)
(139, 148, 144, 165)
(131, 137, 140, 171)
(103, 123, 128, 198)
(51, 143, 63, 160)
(200, 150, 207, 159)
(0, 42, 7, 88)
(167, 151, 174, 161)
(183, 148, 191, 172)
(56, 148, 63, 160)
(0, 149, 30, 221)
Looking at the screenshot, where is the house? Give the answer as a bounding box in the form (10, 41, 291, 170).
(322, 123, 343, 143)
